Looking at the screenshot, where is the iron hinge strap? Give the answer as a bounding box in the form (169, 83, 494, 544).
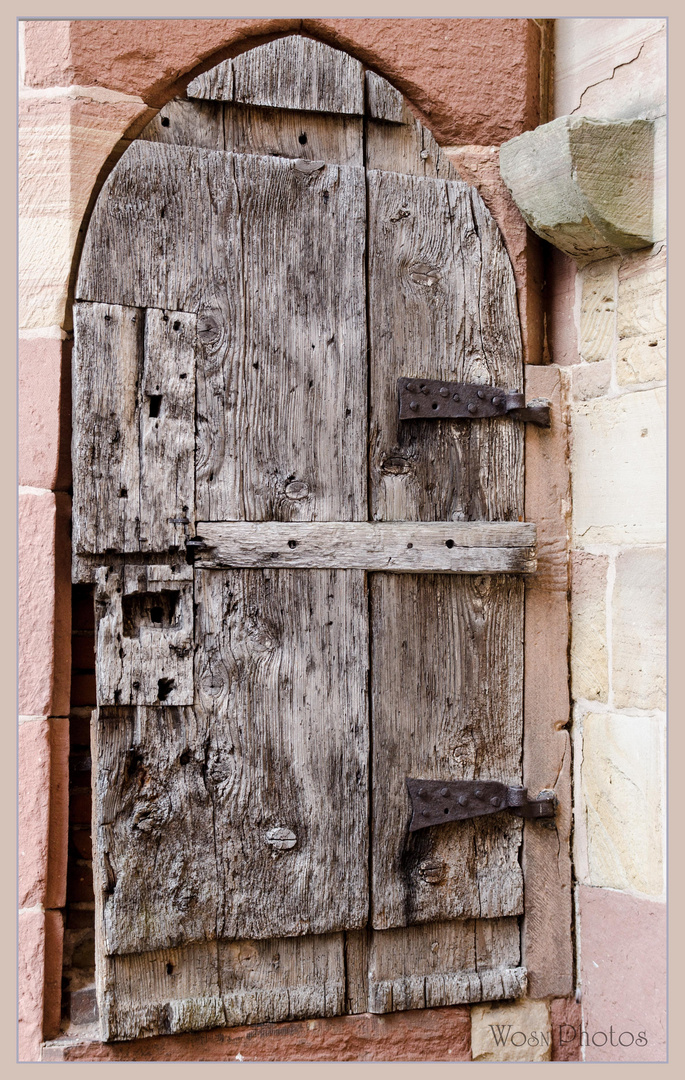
(406, 778, 556, 831)
(398, 377, 551, 427)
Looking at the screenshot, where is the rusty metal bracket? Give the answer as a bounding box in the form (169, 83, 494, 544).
(398, 378, 551, 427)
(406, 778, 556, 831)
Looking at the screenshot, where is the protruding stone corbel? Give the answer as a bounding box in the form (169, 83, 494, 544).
(499, 116, 654, 263)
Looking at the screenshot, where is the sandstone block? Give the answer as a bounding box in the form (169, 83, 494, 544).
(550, 997, 582, 1061)
(19, 909, 46, 1061)
(24, 18, 542, 144)
(554, 19, 665, 123)
(19, 93, 152, 330)
(44, 910, 65, 1041)
(43, 1006, 471, 1061)
(579, 885, 666, 1062)
(545, 246, 578, 366)
(18, 718, 51, 909)
(581, 712, 664, 895)
(612, 546, 666, 710)
(19, 336, 70, 490)
(579, 259, 617, 362)
(617, 247, 666, 385)
(570, 552, 609, 702)
(571, 387, 665, 547)
(19, 491, 72, 716)
(500, 116, 654, 262)
(572, 361, 612, 401)
(471, 999, 551, 1061)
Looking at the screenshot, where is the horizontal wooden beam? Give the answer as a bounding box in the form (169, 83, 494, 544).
(194, 522, 537, 574)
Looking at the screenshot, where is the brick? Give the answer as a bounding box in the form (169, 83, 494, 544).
(69, 986, 99, 1026)
(66, 907, 95, 931)
(43, 1006, 471, 1061)
(617, 247, 666, 386)
(550, 997, 582, 1061)
(70, 830, 93, 861)
(572, 360, 612, 401)
(612, 547, 666, 710)
(19, 337, 71, 490)
(44, 910, 65, 1041)
(47, 717, 70, 909)
(471, 999, 551, 1061)
(581, 712, 664, 895)
(570, 552, 609, 703)
(19, 909, 46, 1061)
(446, 144, 543, 365)
(571, 388, 666, 547)
(580, 259, 617, 363)
(579, 886, 666, 1061)
(67, 862, 94, 904)
(25, 18, 542, 144)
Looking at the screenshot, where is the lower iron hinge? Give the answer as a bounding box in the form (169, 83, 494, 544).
(406, 778, 556, 831)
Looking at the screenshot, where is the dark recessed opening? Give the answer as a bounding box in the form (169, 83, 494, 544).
(119, 488, 128, 499)
(288, 540, 298, 549)
(445, 539, 455, 549)
(298, 132, 307, 144)
(122, 590, 179, 638)
(173, 320, 181, 331)
(166, 962, 174, 974)
(148, 395, 162, 418)
(150, 606, 164, 624)
(158, 678, 175, 701)
(161, 116, 170, 127)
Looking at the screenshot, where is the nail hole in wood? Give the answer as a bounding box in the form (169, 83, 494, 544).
(148, 395, 162, 418)
(298, 132, 307, 144)
(173, 320, 180, 331)
(161, 116, 170, 127)
(166, 962, 174, 974)
(288, 540, 297, 549)
(158, 677, 175, 701)
(119, 488, 128, 498)
(445, 539, 455, 549)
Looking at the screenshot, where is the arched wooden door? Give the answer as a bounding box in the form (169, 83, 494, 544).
(73, 36, 543, 1041)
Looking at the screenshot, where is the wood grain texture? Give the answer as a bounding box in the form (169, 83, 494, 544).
(367, 170, 523, 524)
(195, 521, 536, 573)
(224, 103, 363, 166)
(138, 98, 225, 150)
(73, 302, 142, 554)
(140, 309, 196, 552)
(95, 564, 194, 707)
(370, 573, 524, 929)
(97, 935, 345, 1041)
(188, 36, 365, 115)
(522, 366, 573, 998)
(196, 153, 367, 522)
(194, 567, 369, 941)
(367, 918, 525, 1013)
(365, 71, 456, 180)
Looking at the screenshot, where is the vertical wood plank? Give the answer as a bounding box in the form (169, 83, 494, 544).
(194, 567, 369, 941)
(370, 573, 524, 930)
(140, 310, 196, 552)
(197, 154, 367, 522)
(365, 72, 455, 180)
(73, 302, 142, 554)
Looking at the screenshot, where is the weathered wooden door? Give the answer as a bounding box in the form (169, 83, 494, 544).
(73, 36, 541, 1041)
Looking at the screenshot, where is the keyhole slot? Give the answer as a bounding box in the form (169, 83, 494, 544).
(148, 395, 162, 418)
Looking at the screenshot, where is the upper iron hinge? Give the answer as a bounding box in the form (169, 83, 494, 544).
(406, 778, 556, 831)
(398, 377, 551, 427)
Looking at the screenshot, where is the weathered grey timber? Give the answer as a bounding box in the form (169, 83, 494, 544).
(188, 36, 365, 115)
(74, 39, 547, 1041)
(94, 563, 194, 706)
(195, 521, 536, 573)
(370, 573, 524, 928)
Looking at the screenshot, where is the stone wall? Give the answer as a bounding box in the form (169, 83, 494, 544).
(551, 17, 666, 1063)
(18, 16, 666, 1063)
